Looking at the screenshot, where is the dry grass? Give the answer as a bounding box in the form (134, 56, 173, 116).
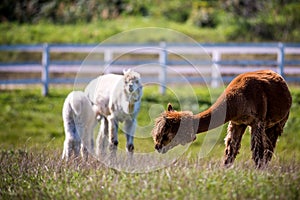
(0, 147, 299, 200)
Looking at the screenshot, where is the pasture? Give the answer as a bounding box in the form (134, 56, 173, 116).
(0, 85, 300, 199)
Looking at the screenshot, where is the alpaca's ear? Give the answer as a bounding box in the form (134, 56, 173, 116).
(123, 68, 131, 75)
(167, 103, 174, 112)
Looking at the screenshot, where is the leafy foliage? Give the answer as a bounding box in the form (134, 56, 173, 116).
(1, 0, 299, 42)
(220, 0, 300, 41)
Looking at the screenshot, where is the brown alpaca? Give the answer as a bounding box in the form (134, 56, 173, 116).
(152, 70, 292, 168)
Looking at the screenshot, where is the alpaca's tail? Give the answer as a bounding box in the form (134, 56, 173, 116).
(69, 92, 83, 116)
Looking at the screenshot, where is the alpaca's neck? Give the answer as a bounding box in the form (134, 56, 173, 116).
(193, 94, 230, 133)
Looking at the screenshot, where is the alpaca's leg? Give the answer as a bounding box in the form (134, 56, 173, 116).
(62, 139, 69, 160)
(84, 125, 96, 156)
(62, 131, 80, 161)
(62, 118, 76, 160)
(107, 115, 118, 147)
(223, 122, 247, 167)
(250, 121, 267, 168)
(73, 138, 81, 159)
(124, 118, 136, 153)
(63, 116, 81, 160)
(67, 127, 81, 160)
(80, 129, 90, 160)
(63, 136, 80, 161)
(91, 118, 98, 153)
(126, 134, 134, 152)
(77, 122, 95, 161)
(96, 117, 109, 156)
(81, 143, 89, 161)
(264, 125, 280, 163)
(107, 115, 118, 159)
(67, 139, 73, 160)
(90, 137, 94, 155)
(264, 114, 288, 163)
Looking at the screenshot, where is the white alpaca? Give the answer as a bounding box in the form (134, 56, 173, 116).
(62, 91, 98, 161)
(85, 69, 143, 154)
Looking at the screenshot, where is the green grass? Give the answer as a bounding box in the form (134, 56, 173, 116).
(0, 17, 227, 45)
(0, 85, 300, 199)
(0, 87, 69, 149)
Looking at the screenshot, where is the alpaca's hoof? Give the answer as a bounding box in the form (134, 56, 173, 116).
(223, 162, 234, 168)
(109, 141, 118, 151)
(223, 157, 234, 168)
(255, 159, 268, 169)
(127, 144, 134, 153)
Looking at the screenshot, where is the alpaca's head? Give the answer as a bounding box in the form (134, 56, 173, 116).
(123, 69, 142, 102)
(151, 103, 196, 153)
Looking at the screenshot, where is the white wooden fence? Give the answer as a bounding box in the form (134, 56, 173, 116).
(0, 43, 300, 96)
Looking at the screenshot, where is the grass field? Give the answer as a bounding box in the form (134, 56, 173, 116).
(0, 17, 228, 45)
(0, 85, 300, 199)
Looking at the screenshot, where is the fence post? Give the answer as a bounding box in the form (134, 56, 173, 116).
(159, 42, 167, 95)
(277, 42, 285, 78)
(212, 51, 221, 88)
(104, 49, 113, 74)
(42, 43, 49, 96)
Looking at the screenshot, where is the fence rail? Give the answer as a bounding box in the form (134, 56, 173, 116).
(0, 43, 300, 96)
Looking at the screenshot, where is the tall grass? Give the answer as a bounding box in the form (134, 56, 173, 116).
(0, 148, 299, 199)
